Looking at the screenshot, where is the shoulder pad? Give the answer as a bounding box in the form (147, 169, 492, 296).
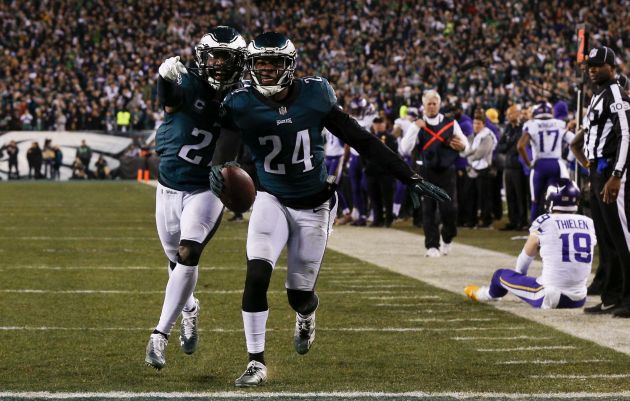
(300, 76, 336, 109)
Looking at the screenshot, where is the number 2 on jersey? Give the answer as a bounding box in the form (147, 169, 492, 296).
(178, 128, 214, 166)
(560, 232, 591, 263)
(259, 130, 314, 174)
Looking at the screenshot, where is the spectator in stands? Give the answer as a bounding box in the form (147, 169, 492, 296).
(3, 1, 626, 135)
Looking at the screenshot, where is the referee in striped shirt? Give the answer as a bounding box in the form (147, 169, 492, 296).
(571, 46, 630, 317)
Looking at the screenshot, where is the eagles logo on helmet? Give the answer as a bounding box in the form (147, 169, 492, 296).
(193, 26, 247, 92)
(246, 32, 297, 97)
(545, 178, 580, 213)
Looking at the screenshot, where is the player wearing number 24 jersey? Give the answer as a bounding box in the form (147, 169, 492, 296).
(464, 179, 596, 309)
(145, 26, 246, 371)
(215, 31, 449, 388)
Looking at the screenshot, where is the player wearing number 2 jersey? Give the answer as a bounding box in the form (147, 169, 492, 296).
(216, 32, 449, 387)
(465, 178, 596, 309)
(145, 27, 246, 370)
(517, 102, 575, 221)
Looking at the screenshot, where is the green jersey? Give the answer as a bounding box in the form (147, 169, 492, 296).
(155, 73, 222, 191)
(221, 77, 336, 200)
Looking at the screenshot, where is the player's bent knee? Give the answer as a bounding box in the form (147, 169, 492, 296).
(287, 289, 318, 315)
(242, 259, 273, 312)
(177, 240, 204, 266)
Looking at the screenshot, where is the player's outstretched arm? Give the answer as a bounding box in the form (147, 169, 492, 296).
(157, 56, 187, 112)
(323, 106, 450, 204)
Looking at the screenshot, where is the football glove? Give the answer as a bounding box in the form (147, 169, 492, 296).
(158, 56, 188, 83)
(209, 161, 240, 197)
(409, 175, 451, 207)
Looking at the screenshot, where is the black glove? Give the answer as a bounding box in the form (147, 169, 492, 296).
(209, 161, 240, 197)
(409, 175, 451, 207)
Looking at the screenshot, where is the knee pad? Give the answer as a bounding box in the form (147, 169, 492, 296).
(177, 240, 204, 266)
(242, 259, 273, 312)
(287, 289, 318, 315)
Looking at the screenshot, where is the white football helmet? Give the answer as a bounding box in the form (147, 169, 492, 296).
(194, 26, 247, 92)
(246, 32, 297, 97)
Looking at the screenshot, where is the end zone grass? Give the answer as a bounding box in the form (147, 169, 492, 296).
(0, 182, 627, 397)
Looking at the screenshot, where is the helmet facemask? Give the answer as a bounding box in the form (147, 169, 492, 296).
(248, 54, 296, 97)
(195, 47, 246, 92)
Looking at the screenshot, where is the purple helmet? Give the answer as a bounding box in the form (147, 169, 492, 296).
(532, 102, 553, 119)
(545, 178, 580, 212)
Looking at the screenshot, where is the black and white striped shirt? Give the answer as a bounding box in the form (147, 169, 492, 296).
(583, 79, 630, 174)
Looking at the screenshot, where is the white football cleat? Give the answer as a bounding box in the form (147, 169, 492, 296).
(145, 333, 168, 370)
(235, 360, 267, 387)
(294, 311, 316, 355)
(179, 298, 200, 355)
(425, 247, 441, 257)
(440, 242, 452, 256)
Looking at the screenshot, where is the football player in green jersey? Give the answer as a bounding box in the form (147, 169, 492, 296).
(214, 32, 450, 386)
(145, 26, 246, 370)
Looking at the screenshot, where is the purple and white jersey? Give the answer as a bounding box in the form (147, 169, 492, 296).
(523, 118, 574, 161)
(323, 128, 344, 157)
(394, 117, 414, 157)
(530, 213, 596, 300)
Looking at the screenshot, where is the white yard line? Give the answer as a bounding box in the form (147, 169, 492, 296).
(0, 326, 525, 333)
(3, 391, 630, 399)
(327, 226, 630, 356)
(452, 336, 552, 341)
(531, 374, 630, 379)
(476, 345, 576, 352)
(497, 359, 610, 365)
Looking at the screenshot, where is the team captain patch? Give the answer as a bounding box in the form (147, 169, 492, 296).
(610, 101, 630, 113)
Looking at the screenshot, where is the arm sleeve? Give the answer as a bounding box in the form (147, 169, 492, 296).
(323, 105, 415, 184)
(400, 124, 420, 157)
(211, 128, 241, 166)
(157, 75, 184, 110)
(452, 121, 470, 153)
(466, 135, 493, 161)
(609, 89, 630, 173)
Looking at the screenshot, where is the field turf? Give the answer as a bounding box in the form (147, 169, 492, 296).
(0, 182, 628, 400)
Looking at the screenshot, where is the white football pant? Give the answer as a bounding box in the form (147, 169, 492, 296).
(246, 191, 338, 290)
(155, 182, 224, 261)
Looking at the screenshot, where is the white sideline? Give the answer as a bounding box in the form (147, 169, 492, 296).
(3, 391, 630, 399)
(327, 226, 630, 356)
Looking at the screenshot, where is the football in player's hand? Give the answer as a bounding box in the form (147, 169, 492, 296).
(220, 165, 256, 214)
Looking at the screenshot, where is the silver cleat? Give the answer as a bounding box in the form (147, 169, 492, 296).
(234, 360, 267, 387)
(294, 311, 316, 355)
(145, 333, 168, 370)
(179, 298, 200, 354)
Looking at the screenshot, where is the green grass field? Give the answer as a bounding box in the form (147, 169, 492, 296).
(0, 182, 628, 400)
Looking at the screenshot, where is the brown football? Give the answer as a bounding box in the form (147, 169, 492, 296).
(220, 165, 256, 214)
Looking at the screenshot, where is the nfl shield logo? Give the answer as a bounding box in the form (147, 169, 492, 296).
(279, 106, 287, 115)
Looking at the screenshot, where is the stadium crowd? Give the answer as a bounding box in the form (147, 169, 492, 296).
(1, 0, 629, 133)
